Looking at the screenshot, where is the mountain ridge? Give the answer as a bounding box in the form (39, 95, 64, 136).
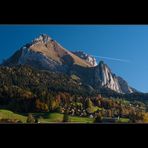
(2, 34, 137, 94)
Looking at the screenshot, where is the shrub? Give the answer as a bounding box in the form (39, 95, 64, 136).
(94, 113, 103, 123)
(26, 113, 35, 123)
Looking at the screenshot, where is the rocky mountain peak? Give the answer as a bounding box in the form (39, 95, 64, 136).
(3, 34, 93, 71)
(72, 50, 97, 66)
(32, 34, 52, 44)
(96, 61, 135, 94)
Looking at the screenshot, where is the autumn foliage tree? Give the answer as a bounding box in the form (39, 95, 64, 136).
(35, 99, 49, 112)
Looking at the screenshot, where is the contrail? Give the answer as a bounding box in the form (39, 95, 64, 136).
(92, 55, 131, 63)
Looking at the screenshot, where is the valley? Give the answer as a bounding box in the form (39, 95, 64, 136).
(0, 109, 131, 123)
(0, 34, 148, 124)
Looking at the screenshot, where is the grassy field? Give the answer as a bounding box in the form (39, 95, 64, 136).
(0, 110, 94, 123)
(0, 109, 27, 123)
(118, 118, 130, 123)
(34, 113, 94, 123)
(0, 109, 129, 123)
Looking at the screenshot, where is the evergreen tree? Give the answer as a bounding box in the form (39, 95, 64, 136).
(63, 110, 69, 122)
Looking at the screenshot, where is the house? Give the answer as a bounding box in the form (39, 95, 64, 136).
(89, 114, 94, 118)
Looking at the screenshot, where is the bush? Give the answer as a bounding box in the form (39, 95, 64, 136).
(94, 113, 103, 123)
(129, 111, 144, 123)
(26, 113, 35, 123)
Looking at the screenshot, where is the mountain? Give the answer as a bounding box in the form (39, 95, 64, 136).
(96, 61, 136, 93)
(2, 34, 137, 94)
(3, 34, 92, 72)
(69, 61, 136, 94)
(72, 51, 97, 66)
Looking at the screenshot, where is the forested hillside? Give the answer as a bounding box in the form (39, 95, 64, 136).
(0, 65, 148, 123)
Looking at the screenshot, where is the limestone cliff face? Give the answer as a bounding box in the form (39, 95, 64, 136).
(94, 61, 136, 93)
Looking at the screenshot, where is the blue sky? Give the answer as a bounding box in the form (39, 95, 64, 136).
(0, 25, 148, 92)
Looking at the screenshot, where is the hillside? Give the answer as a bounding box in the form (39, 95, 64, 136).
(0, 65, 148, 123)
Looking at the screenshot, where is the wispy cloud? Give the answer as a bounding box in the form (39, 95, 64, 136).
(92, 55, 131, 63)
